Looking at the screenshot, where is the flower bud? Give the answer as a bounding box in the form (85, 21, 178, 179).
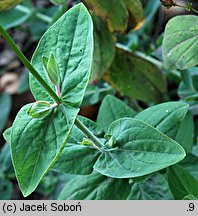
(27, 101, 51, 118)
(42, 52, 60, 86)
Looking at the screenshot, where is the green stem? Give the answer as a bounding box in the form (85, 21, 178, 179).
(16, 5, 52, 23)
(0, 25, 61, 104)
(175, 3, 198, 15)
(191, 7, 198, 15)
(75, 118, 104, 151)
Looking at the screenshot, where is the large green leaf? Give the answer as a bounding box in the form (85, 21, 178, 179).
(92, 15, 115, 81)
(128, 173, 172, 200)
(0, 93, 11, 134)
(10, 4, 94, 196)
(167, 165, 198, 200)
(97, 95, 136, 132)
(104, 48, 167, 102)
(11, 104, 78, 196)
(163, 15, 198, 70)
(135, 102, 189, 139)
(94, 118, 185, 178)
(83, 0, 128, 33)
(52, 116, 103, 175)
(58, 172, 130, 200)
(30, 3, 93, 107)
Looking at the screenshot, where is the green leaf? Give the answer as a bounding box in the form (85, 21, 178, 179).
(167, 165, 198, 200)
(92, 15, 115, 81)
(0, 143, 14, 177)
(83, 0, 128, 33)
(175, 111, 194, 153)
(128, 173, 172, 200)
(0, 7, 30, 29)
(94, 118, 185, 178)
(0, 92, 11, 134)
(135, 101, 189, 139)
(3, 127, 11, 144)
(52, 116, 103, 175)
(30, 3, 93, 107)
(163, 15, 198, 70)
(58, 172, 130, 200)
(11, 104, 79, 196)
(82, 84, 115, 106)
(27, 101, 52, 118)
(97, 95, 136, 132)
(52, 144, 100, 175)
(104, 48, 167, 102)
(42, 53, 60, 86)
(0, 178, 13, 200)
(179, 154, 198, 180)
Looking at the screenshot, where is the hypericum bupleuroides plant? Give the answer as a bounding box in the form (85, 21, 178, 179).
(0, 3, 189, 199)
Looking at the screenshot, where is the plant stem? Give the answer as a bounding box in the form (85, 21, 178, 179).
(75, 118, 104, 151)
(175, 3, 198, 15)
(0, 25, 61, 104)
(16, 5, 52, 23)
(191, 7, 198, 15)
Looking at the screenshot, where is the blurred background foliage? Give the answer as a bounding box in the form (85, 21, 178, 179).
(0, 0, 198, 199)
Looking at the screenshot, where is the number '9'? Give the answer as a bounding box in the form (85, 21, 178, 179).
(189, 203, 194, 211)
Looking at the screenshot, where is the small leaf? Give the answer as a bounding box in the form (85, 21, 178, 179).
(58, 172, 131, 200)
(163, 15, 198, 70)
(78, 137, 93, 146)
(27, 101, 52, 119)
(42, 53, 60, 86)
(97, 95, 136, 132)
(135, 101, 189, 139)
(94, 118, 186, 178)
(167, 165, 198, 200)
